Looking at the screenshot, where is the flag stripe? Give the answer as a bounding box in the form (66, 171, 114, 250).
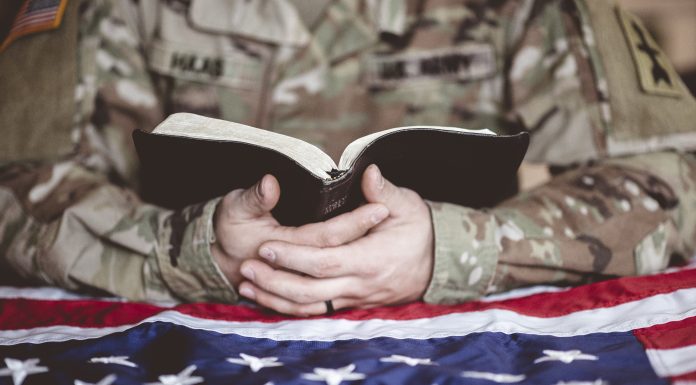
(1, 267, 694, 329)
(13, 12, 58, 25)
(674, 373, 696, 382)
(634, 316, 696, 349)
(11, 13, 60, 30)
(332, 267, 696, 321)
(14, 8, 58, 21)
(0, 286, 132, 302)
(1, 266, 694, 383)
(2, 287, 695, 345)
(646, 345, 696, 377)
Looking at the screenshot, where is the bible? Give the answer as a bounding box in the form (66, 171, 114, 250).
(133, 113, 529, 225)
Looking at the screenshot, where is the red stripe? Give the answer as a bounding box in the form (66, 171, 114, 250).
(634, 316, 696, 350)
(16, 7, 57, 19)
(0, 268, 694, 330)
(14, 13, 56, 25)
(332, 267, 696, 321)
(10, 20, 56, 34)
(11, 12, 57, 29)
(672, 371, 696, 381)
(0, 299, 162, 330)
(13, 7, 57, 22)
(11, 18, 57, 33)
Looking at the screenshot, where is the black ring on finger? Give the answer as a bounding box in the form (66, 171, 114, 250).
(324, 300, 335, 315)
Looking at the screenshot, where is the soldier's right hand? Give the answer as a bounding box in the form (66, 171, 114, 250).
(211, 174, 389, 289)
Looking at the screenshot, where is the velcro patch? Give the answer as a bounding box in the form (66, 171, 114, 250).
(148, 39, 264, 89)
(0, 0, 68, 52)
(366, 44, 496, 86)
(617, 8, 682, 98)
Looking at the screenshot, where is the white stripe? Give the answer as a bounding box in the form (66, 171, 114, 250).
(479, 286, 569, 302)
(1, 287, 695, 346)
(16, 9, 58, 22)
(646, 345, 696, 377)
(12, 12, 57, 28)
(11, 17, 56, 32)
(0, 286, 103, 301)
(0, 325, 134, 346)
(0, 286, 177, 307)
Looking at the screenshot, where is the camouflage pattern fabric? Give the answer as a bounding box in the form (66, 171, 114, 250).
(1, 0, 695, 304)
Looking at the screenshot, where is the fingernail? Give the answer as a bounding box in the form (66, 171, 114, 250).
(370, 206, 389, 224)
(259, 247, 276, 262)
(256, 177, 266, 198)
(241, 266, 255, 280)
(374, 166, 384, 190)
(239, 286, 255, 299)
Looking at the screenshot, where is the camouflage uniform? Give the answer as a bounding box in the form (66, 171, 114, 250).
(1, 0, 696, 304)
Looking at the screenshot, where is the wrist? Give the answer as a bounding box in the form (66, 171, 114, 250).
(210, 240, 244, 288)
(422, 201, 499, 304)
(412, 201, 435, 301)
(155, 197, 238, 303)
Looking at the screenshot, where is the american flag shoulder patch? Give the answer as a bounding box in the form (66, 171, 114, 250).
(0, 0, 69, 52)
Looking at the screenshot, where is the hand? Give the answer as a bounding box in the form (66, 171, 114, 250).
(238, 165, 435, 316)
(211, 174, 389, 287)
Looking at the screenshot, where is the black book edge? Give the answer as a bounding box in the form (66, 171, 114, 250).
(133, 128, 530, 225)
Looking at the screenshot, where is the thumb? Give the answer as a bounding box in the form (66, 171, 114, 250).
(231, 174, 281, 219)
(361, 164, 401, 208)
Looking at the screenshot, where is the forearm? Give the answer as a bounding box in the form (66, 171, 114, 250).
(0, 161, 236, 303)
(424, 151, 696, 304)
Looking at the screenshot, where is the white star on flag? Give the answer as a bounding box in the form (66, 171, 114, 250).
(89, 356, 137, 368)
(144, 365, 203, 385)
(462, 371, 526, 383)
(74, 374, 117, 385)
(226, 353, 284, 372)
(534, 349, 598, 364)
(302, 364, 366, 385)
(379, 355, 436, 367)
(0, 358, 49, 385)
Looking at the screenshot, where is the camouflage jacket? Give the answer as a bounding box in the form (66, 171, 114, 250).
(1, 0, 696, 304)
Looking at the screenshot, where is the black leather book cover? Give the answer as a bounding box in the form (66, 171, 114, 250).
(133, 129, 529, 226)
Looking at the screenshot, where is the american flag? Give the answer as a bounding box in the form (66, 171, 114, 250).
(1, 0, 68, 52)
(0, 263, 695, 385)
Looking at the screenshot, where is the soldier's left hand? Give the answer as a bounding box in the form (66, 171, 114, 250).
(237, 164, 434, 316)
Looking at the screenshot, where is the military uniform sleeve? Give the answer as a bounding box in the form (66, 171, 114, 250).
(0, 0, 237, 303)
(423, 0, 696, 304)
(425, 151, 696, 304)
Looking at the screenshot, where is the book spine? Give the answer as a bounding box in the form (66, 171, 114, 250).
(315, 171, 358, 221)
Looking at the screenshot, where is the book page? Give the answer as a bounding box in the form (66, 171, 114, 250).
(338, 126, 496, 170)
(153, 113, 338, 179)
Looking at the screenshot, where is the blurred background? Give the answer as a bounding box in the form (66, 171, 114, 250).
(618, 0, 696, 96)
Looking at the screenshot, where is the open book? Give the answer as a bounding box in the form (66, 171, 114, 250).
(134, 113, 529, 225)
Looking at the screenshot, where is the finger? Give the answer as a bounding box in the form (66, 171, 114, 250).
(257, 240, 366, 278)
(227, 174, 280, 219)
(240, 259, 358, 303)
(288, 202, 388, 247)
(238, 281, 355, 317)
(361, 164, 403, 208)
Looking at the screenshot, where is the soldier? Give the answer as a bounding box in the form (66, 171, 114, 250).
(1, 0, 695, 316)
